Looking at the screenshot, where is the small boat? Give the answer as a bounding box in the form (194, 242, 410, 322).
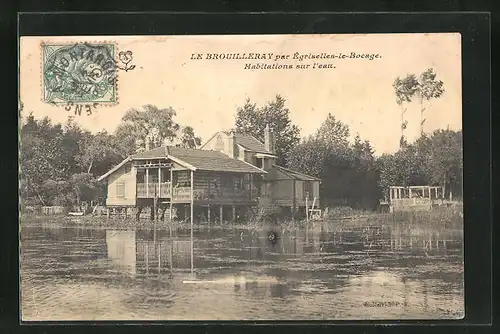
(68, 211, 84, 216)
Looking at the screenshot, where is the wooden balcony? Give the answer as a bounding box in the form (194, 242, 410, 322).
(137, 182, 258, 203)
(172, 186, 259, 203)
(137, 182, 171, 198)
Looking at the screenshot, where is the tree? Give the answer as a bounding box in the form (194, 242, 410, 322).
(287, 115, 380, 209)
(394, 69, 445, 138)
(286, 136, 330, 179)
(69, 173, 100, 209)
(393, 74, 418, 148)
(115, 104, 180, 155)
(415, 69, 445, 134)
(76, 130, 124, 176)
(426, 129, 462, 198)
(315, 113, 350, 148)
(235, 95, 301, 166)
(178, 126, 202, 148)
(20, 114, 69, 204)
(62, 117, 88, 176)
(377, 129, 462, 200)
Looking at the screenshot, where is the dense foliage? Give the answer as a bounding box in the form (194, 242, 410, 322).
(287, 114, 462, 210)
(20, 105, 202, 209)
(20, 97, 462, 211)
(234, 95, 301, 166)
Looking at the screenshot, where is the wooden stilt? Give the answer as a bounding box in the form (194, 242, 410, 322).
(208, 206, 211, 222)
(106, 208, 110, 220)
(146, 168, 149, 197)
(145, 242, 149, 275)
(154, 197, 158, 222)
(136, 206, 142, 221)
(158, 242, 161, 274)
(190, 170, 194, 274)
(158, 167, 161, 199)
(170, 167, 173, 231)
(220, 206, 223, 224)
(232, 206, 236, 222)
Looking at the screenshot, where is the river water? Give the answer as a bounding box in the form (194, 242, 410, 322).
(20, 223, 464, 321)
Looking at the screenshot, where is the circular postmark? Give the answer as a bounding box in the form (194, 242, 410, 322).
(42, 43, 118, 105)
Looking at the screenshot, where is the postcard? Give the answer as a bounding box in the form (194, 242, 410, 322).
(19, 33, 463, 321)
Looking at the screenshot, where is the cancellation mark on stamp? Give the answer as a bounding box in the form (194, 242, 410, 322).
(42, 42, 136, 106)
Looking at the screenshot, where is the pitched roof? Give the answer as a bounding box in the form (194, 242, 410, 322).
(99, 146, 266, 180)
(274, 165, 321, 181)
(234, 133, 274, 155)
(130, 146, 168, 159)
(167, 146, 265, 173)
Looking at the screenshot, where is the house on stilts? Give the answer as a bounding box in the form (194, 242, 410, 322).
(97, 125, 321, 222)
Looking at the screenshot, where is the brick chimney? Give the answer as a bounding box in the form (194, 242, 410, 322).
(227, 131, 238, 159)
(264, 124, 274, 153)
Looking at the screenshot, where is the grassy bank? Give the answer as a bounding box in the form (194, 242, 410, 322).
(20, 205, 463, 233)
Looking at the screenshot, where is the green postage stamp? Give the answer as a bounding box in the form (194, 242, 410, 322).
(42, 43, 118, 104)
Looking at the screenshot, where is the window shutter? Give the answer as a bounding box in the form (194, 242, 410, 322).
(116, 182, 126, 198)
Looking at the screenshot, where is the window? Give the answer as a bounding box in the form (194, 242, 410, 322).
(234, 176, 244, 189)
(255, 158, 263, 169)
(116, 182, 126, 198)
(220, 175, 232, 188)
(176, 171, 191, 187)
(304, 181, 313, 199)
(162, 169, 171, 182)
(136, 171, 145, 183)
(150, 169, 159, 184)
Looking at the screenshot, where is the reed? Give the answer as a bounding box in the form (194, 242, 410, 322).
(20, 204, 463, 235)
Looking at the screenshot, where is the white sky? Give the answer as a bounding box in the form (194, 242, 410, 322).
(19, 33, 462, 155)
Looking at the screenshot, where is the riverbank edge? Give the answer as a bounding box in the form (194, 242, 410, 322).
(19, 209, 463, 232)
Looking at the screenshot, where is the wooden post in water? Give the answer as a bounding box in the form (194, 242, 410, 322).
(146, 167, 149, 198)
(158, 167, 161, 197)
(158, 242, 161, 274)
(145, 242, 149, 275)
(305, 193, 309, 226)
(190, 170, 194, 274)
(220, 206, 223, 225)
(154, 197, 157, 223)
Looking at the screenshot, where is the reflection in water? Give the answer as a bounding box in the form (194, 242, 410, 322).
(20, 223, 464, 321)
(106, 230, 137, 275)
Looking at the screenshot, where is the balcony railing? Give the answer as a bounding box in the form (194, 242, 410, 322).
(137, 182, 258, 202)
(172, 186, 259, 202)
(391, 198, 432, 206)
(137, 182, 171, 198)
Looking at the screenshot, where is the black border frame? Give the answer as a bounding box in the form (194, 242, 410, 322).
(10, 12, 492, 333)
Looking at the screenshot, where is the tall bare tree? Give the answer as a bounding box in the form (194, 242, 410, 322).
(393, 74, 418, 148)
(415, 69, 445, 134)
